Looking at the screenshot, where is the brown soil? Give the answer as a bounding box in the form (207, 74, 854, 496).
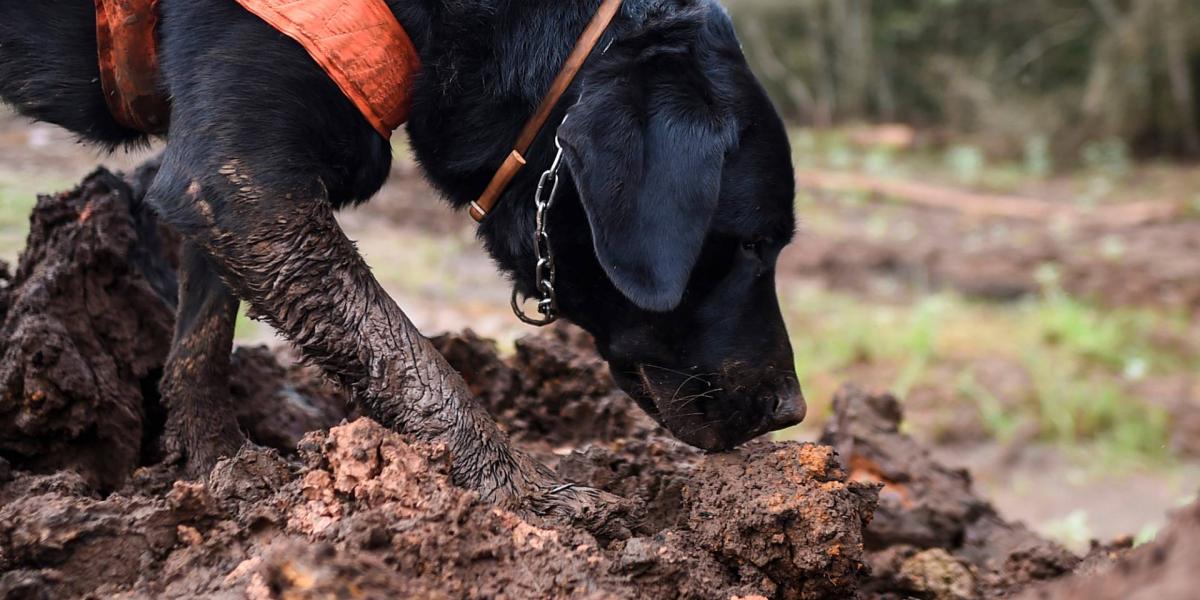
(1016, 501, 1200, 600)
(0, 166, 178, 490)
(784, 196, 1200, 313)
(0, 167, 349, 491)
(821, 386, 1083, 598)
(0, 166, 1192, 599)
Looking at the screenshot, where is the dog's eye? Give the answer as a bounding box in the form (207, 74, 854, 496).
(740, 240, 764, 256)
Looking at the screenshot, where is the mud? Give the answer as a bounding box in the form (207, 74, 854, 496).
(784, 197, 1200, 314)
(0, 167, 177, 490)
(821, 386, 1082, 598)
(432, 327, 656, 450)
(0, 166, 1190, 599)
(1019, 500, 1200, 600)
(0, 168, 349, 490)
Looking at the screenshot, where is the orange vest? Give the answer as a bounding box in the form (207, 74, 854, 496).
(95, 0, 421, 139)
(95, 0, 169, 134)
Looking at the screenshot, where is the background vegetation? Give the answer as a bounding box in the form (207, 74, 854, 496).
(726, 0, 1200, 165)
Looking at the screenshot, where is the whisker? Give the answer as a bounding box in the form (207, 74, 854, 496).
(670, 388, 724, 413)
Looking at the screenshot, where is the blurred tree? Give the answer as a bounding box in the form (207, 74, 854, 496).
(725, 0, 1200, 163)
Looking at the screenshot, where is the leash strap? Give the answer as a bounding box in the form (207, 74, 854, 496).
(469, 0, 624, 222)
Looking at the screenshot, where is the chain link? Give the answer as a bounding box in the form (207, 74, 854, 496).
(511, 132, 567, 326)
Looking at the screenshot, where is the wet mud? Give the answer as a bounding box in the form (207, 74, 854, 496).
(0, 167, 1190, 599)
(784, 198, 1200, 314)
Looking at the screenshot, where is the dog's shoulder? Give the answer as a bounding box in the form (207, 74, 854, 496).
(158, 0, 393, 209)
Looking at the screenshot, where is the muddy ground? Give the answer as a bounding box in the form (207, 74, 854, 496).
(783, 180, 1200, 314)
(0, 166, 1196, 598)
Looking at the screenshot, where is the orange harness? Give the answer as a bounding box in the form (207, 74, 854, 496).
(95, 0, 169, 134)
(97, 0, 623, 221)
(95, 0, 420, 139)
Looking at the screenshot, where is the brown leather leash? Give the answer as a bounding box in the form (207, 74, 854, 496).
(468, 0, 624, 222)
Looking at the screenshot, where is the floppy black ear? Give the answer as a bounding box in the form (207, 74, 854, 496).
(558, 9, 735, 312)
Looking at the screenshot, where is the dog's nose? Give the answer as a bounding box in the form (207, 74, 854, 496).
(768, 379, 807, 430)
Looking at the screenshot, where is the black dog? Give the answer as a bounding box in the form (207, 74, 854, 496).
(0, 0, 801, 521)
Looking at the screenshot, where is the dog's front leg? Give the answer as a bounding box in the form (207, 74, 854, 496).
(160, 240, 245, 476)
(149, 158, 634, 537)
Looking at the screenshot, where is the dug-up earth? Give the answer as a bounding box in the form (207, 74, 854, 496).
(0, 167, 1196, 599)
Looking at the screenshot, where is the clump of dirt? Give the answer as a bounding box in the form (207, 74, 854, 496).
(0, 167, 348, 490)
(0, 167, 177, 490)
(433, 326, 656, 449)
(822, 385, 1082, 598)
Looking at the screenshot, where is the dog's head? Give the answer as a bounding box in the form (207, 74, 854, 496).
(537, 1, 802, 451)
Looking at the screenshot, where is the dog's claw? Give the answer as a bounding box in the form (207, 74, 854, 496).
(522, 481, 642, 541)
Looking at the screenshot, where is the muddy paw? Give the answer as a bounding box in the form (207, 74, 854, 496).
(162, 425, 250, 480)
(523, 482, 643, 541)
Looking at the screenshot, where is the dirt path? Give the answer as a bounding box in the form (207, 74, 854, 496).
(785, 191, 1200, 313)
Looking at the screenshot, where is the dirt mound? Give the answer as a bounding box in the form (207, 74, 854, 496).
(1018, 500, 1200, 600)
(3, 317, 884, 599)
(0, 167, 348, 490)
(432, 326, 655, 450)
(3, 164, 1184, 599)
(821, 385, 1081, 598)
(0, 419, 879, 599)
(0, 167, 177, 490)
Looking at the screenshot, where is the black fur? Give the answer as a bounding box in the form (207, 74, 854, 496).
(0, 0, 148, 148)
(0, 0, 803, 452)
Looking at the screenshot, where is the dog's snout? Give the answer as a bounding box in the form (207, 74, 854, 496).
(767, 379, 806, 430)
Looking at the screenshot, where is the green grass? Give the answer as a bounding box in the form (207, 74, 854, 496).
(790, 126, 1055, 193)
(783, 284, 1188, 465)
(0, 171, 78, 262)
(0, 176, 52, 262)
(234, 303, 270, 344)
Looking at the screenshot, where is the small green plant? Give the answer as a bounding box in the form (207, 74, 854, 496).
(1023, 135, 1053, 178)
(945, 145, 985, 185)
(955, 369, 1022, 442)
(1040, 510, 1093, 554)
(1029, 287, 1190, 374)
(891, 295, 944, 397)
(783, 285, 1184, 466)
(1027, 360, 1170, 463)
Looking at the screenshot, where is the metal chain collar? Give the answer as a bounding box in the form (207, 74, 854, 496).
(511, 132, 567, 326)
